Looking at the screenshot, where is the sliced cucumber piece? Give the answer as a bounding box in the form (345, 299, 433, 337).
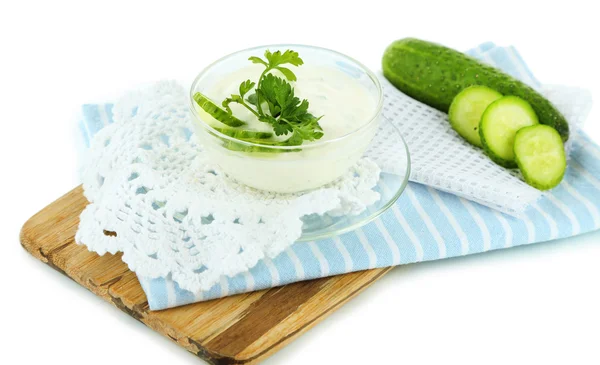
(213, 127, 273, 139)
(222, 140, 279, 153)
(193, 92, 246, 127)
(448, 85, 503, 147)
(382, 38, 569, 141)
(221, 140, 300, 154)
(220, 136, 301, 154)
(480, 96, 539, 167)
(514, 125, 566, 190)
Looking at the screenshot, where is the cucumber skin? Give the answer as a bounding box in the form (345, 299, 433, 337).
(514, 125, 566, 190)
(213, 127, 273, 140)
(382, 38, 569, 141)
(519, 164, 564, 191)
(193, 92, 246, 127)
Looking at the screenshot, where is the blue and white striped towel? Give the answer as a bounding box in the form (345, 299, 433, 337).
(79, 44, 599, 310)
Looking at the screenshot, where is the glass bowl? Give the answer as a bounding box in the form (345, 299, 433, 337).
(189, 44, 383, 194)
(299, 133, 411, 241)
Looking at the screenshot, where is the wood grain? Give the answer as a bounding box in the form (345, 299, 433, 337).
(20, 186, 391, 364)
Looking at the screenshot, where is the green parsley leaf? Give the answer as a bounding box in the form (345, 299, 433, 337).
(238, 80, 255, 97)
(264, 50, 304, 68)
(261, 74, 294, 111)
(220, 80, 260, 117)
(275, 66, 297, 81)
(222, 95, 243, 114)
(248, 56, 267, 66)
(257, 74, 323, 141)
(285, 130, 304, 146)
(274, 121, 294, 136)
(218, 49, 323, 150)
(246, 93, 258, 106)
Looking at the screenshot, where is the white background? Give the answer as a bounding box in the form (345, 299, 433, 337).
(2, 1, 599, 364)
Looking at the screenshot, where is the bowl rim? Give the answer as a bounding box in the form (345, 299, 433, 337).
(297, 127, 411, 241)
(188, 43, 383, 150)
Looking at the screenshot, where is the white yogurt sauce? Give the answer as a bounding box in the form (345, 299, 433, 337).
(194, 64, 380, 193)
(204, 64, 375, 141)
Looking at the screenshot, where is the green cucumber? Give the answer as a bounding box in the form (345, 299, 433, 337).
(382, 38, 569, 141)
(448, 85, 503, 147)
(193, 92, 246, 127)
(514, 125, 566, 190)
(479, 96, 539, 167)
(213, 127, 273, 139)
(222, 139, 300, 153)
(222, 140, 278, 153)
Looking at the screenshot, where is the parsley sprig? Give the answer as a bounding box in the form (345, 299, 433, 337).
(221, 50, 324, 146)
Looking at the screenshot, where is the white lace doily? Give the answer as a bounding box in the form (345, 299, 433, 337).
(75, 81, 381, 292)
(365, 76, 592, 216)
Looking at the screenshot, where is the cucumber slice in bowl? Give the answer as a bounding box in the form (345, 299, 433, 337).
(213, 127, 273, 139)
(193, 92, 246, 127)
(480, 96, 539, 167)
(514, 125, 566, 190)
(448, 86, 503, 147)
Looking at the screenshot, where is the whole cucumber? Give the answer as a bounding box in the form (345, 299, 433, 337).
(382, 38, 569, 141)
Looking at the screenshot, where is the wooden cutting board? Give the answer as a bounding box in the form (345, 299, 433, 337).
(20, 186, 391, 364)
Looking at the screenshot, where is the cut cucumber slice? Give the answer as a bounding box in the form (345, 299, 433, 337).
(193, 92, 246, 127)
(448, 85, 503, 147)
(479, 96, 539, 167)
(222, 140, 279, 153)
(514, 125, 566, 190)
(221, 140, 300, 154)
(220, 136, 301, 154)
(213, 127, 273, 139)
